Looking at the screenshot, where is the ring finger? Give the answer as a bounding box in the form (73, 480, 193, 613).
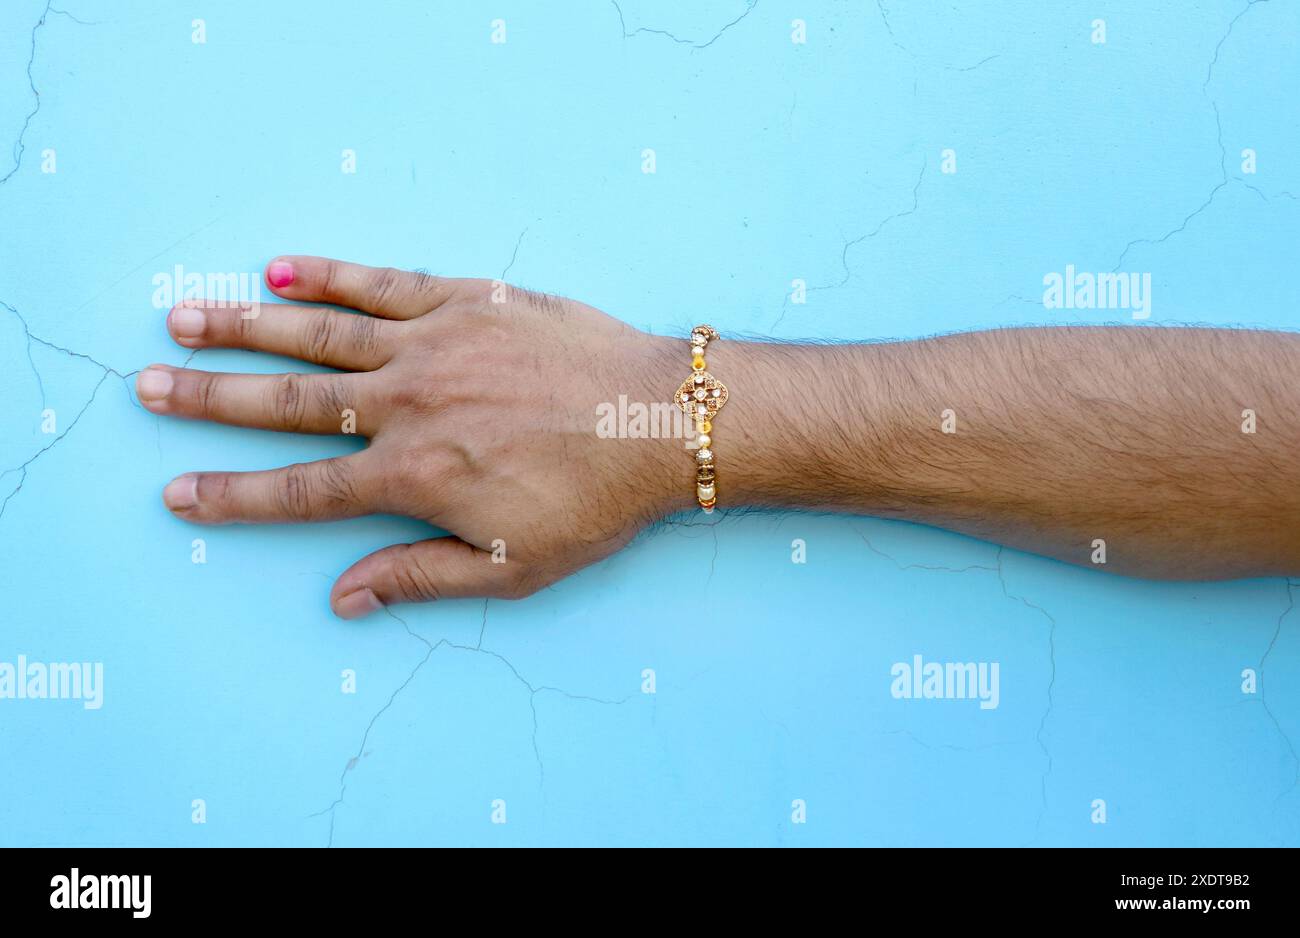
(163, 453, 380, 524)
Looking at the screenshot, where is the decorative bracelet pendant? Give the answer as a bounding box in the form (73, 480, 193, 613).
(675, 325, 726, 512)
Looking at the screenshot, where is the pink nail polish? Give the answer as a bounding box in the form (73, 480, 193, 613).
(266, 261, 295, 288)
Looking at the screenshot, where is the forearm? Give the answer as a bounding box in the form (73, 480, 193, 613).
(704, 327, 1300, 579)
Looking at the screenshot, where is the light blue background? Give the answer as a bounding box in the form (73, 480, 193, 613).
(2, 0, 1298, 846)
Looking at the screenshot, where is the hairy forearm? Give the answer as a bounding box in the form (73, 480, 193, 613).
(702, 327, 1300, 579)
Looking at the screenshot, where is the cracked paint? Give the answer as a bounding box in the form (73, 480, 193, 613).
(1259, 580, 1299, 804)
(612, 0, 759, 50)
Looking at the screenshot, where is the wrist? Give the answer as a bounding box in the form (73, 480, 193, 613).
(630, 332, 897, 519)
(704, 339, 893, 512)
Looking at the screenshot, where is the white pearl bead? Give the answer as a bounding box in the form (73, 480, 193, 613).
(697, 433, 712, 447)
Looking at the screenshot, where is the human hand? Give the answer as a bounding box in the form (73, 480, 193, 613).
(136, 256, 693, 618)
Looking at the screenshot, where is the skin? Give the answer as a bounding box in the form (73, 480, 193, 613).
(137, 256, 1300, 619)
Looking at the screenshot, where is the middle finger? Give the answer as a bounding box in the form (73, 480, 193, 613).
(167, 300, 396, 371)
(136, 365, 380, 436)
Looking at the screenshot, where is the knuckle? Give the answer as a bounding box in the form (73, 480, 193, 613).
(233, 307, 259, 346)
(389, 448, 426, 489)
(349, 314, 383, 360)
(193, 372, 221, 418)
(518, 287, 566, 318)
(367, 266, 404, 305)
(386, 449, 455, 502)
(388, 379, 444, 417)
(301, 313, 337, 362)
(273, 463, 315, 521)
(394, 545, 442, 602)
(317, 458, 359, 509)
(271, 373, 307, 430)
(313, 375, 351, 423)
(462, 278, 494, 304)
(319, 261, 340, 300)
(383, 451, 450, 513)
(408, 268, 444, 302)
(442, 439, 482, 476)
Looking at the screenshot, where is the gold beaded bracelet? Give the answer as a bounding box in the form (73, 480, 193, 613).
(674, 324, 728, 512)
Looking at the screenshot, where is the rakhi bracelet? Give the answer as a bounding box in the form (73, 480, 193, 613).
(674, 324, 729, 512)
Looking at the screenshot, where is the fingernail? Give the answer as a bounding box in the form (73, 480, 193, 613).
(136, 367, 174, 402)
(335, 588, 383, 620)
(169, 305, 206, 338)
(163, 474, 198, 511)
(266, 261, 295, 288)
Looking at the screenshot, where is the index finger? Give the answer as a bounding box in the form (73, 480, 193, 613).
(264, 256, 464, 320)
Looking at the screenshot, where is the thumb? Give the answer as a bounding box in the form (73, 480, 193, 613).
(331, 537, 523, 618)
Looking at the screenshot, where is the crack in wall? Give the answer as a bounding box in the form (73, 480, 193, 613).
(0, 1, 52, 188)
(875, 2, 1001, 72)
(995, 547, 1057, 846)
(944, 54, 1000, 73)
(1, 297, 148, 522)
(310, 605, 633, 846)
(612, 0, 758, 50)
(500, 227, 528, 281)
(874, 0, 910, 56)
(1, 4, 148, 523)
(2, 298, 47, 407)
(879, 727, 1022, 754)
(1111, 0, 1271, 272)
(475, 597, 489, 649)
(857, 529, 999, 575)
(850, 523, 1057, 841)
(47, 6, 99, 27)
(772, 159, 926, 331)
(307, 611, 436, 849)
(1205, 0, 1268, 89)
(0, 371, 110, 522)
(1260, 579, 1299, 809)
